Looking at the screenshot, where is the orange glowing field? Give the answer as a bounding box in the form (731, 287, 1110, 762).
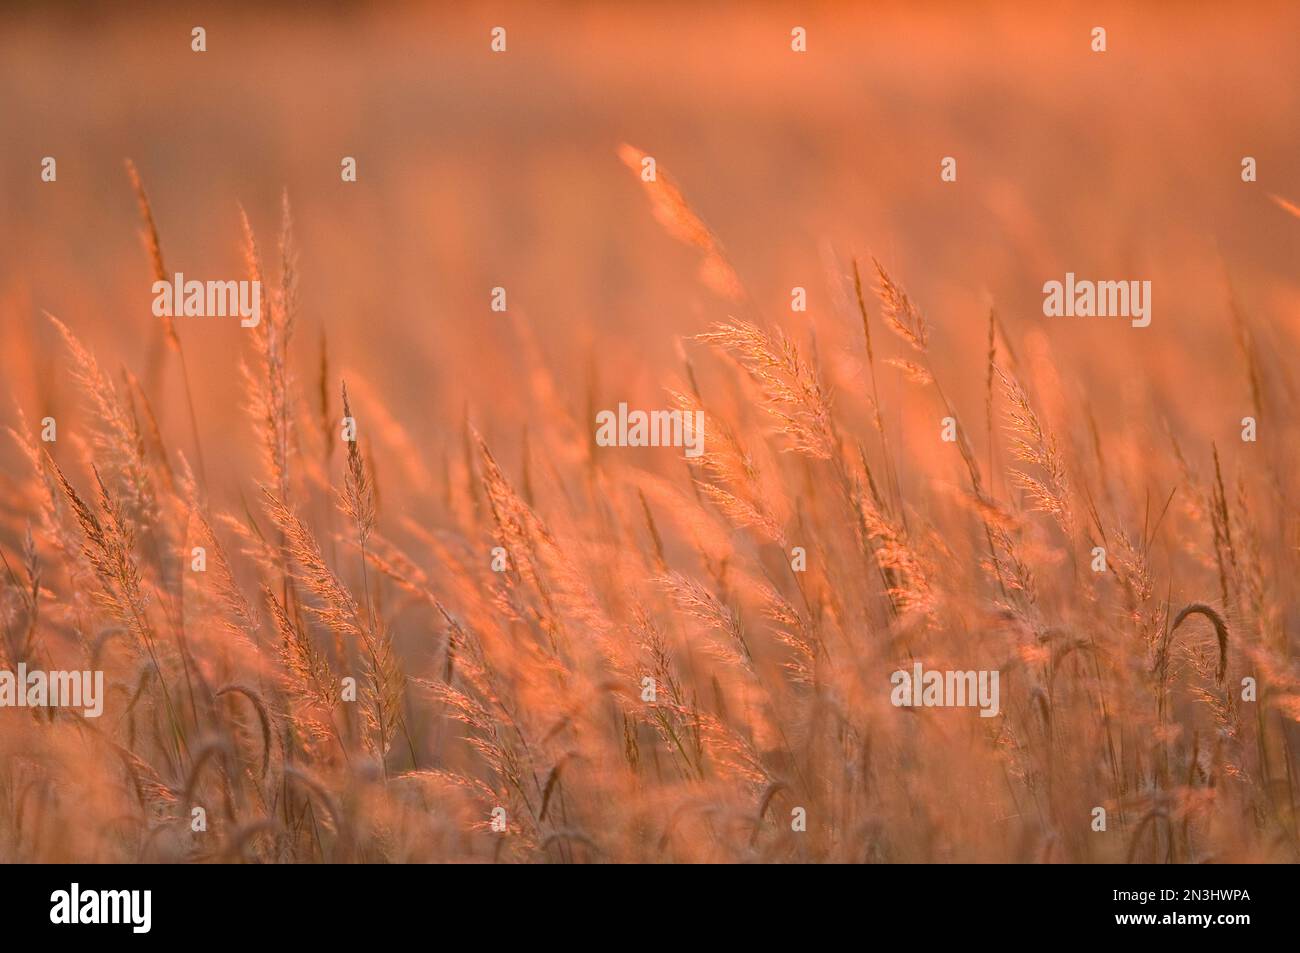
(1, 2, 1298, 863)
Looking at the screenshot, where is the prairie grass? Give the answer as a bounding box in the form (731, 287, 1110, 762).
(1, 4, 1299, 865)
(1, 152, 1296, 865)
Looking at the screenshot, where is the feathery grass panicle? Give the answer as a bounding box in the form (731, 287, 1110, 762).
(996, 365, 1074, 538)
(45, 313, 156, 519)
(49, 455, 152, 650)
(870, 257, 930, 352)
(124, 159, 176, 347)
(238, 207, 293, 501)
(695, 319, 835, 460)
(260, 485, 361, 637)
(618, 143, 743, 300)
(339, 382, 376, 546)
(659, 571, 753, 672)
